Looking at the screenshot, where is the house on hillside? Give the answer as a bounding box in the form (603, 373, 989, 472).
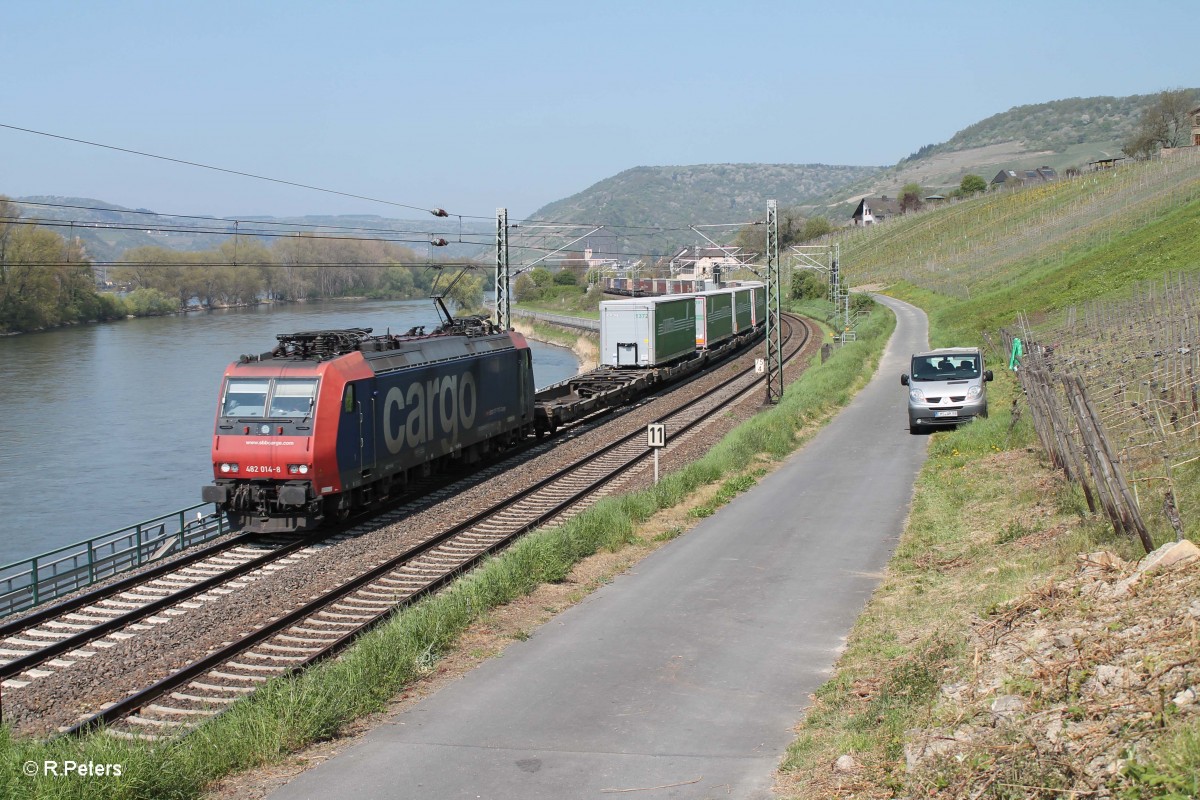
(849, 196, 902, 225)
(991, 166, 1058, 189)
(669, 245, 746, 279)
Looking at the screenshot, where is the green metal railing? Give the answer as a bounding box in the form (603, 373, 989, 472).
(0, 504, 229, 618)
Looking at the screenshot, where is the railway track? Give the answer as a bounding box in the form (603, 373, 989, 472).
(0, 464, 533, 693)
(13, 316, 810, 738)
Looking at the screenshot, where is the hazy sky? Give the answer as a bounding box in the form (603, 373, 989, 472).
(1, 0, 1193, 220)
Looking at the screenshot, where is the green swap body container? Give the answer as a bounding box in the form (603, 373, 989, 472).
(600, 296, 697, 367)
(694, 289, 735, 349)
(730, 281, 767, 326)
(731, 287, 755, 333)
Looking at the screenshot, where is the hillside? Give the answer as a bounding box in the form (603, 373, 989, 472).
(523, 163, 883, 256)
(852, 90, 1200, 202)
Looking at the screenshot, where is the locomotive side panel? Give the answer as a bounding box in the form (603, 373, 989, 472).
(365, 344, 534, 485)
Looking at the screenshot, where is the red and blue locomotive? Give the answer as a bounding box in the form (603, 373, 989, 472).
(202, 317, 537, 532)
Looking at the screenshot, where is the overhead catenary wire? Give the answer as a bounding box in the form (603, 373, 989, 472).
(0, 122, 491, 220)
(6, 199, 485, 239)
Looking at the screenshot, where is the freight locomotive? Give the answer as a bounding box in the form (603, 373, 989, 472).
(201, 315, 537, 532)
(203, 287, 770, 533)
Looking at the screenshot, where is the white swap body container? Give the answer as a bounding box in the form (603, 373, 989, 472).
(600, 296, 697, 367)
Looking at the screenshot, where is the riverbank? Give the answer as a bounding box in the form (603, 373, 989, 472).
(511, 316, 599, 373)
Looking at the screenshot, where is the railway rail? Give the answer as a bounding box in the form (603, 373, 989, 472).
(8, 315, 810, 739)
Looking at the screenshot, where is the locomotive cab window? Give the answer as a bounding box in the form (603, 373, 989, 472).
(222, 378, 318, 418)
(222, 379, 270, 417)
(269, 379, 318, 418)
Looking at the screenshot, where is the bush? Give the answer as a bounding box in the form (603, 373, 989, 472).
(124, 288, 178, 316)
(791, 271, 827, 301)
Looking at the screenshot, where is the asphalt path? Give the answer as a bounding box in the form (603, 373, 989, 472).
(270, 296, 930, 799)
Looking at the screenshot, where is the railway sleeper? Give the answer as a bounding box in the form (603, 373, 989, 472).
(146, 703, 219, 717)
(260, 642, 323, 654)
(226, 661, 288, 673)
(284, 627, 343, 638)
(240, 651, 308, 663)
(189, 680, 255, 694)
(171, 691, 242, 704)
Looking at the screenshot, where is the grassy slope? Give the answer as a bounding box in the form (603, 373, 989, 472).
(780, 159, 1200, 796)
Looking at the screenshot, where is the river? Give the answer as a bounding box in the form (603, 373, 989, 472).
(0, 299, 580, 565)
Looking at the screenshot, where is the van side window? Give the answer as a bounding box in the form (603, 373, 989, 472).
(343, 384, 355, 413)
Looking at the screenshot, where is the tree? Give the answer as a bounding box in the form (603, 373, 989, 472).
(1124, 89, 1198, 158)
(960, 174, 987, 195)
(0, 199, 100, 332)
(513, 273, 539, 303)
(733, 207, 834, 255)
(802, 216, 833, 241)
(790, 270, 826, 301)
(444, 271, 483, 312)
(552, 269, 578, 286)
(899, 183, 924, 213)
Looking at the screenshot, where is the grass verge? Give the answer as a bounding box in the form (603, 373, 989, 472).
(0, 302, 893, 800)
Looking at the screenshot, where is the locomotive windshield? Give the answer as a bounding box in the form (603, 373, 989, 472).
(222, 378, 318, 418)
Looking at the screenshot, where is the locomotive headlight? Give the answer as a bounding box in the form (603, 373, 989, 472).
(260, 424, 271, 435)
(288, 464, 310, 475)
(219, 462, 239, 474)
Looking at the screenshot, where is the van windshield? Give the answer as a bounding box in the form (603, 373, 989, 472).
(910, 354, 980, 381)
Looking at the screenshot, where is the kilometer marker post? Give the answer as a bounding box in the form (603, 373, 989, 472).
(647, 423, 666, 484)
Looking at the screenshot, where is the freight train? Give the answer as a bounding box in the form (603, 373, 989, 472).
(601, 276, 701, 296)
(203, 289, 768, 533)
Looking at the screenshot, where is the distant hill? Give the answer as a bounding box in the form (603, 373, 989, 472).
(11, 196, 491, 263)
(524, 164, 883, 258)
(526, 90, 1200, 253)
(849, 90, 1200, 205)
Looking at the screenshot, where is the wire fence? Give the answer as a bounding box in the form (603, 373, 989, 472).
(1001, 272, 1200, 551)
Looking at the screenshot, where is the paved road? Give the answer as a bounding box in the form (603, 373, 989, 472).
(271, 296, 930, 799)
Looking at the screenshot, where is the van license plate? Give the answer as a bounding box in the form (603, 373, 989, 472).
(935, 410, 959, 418)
